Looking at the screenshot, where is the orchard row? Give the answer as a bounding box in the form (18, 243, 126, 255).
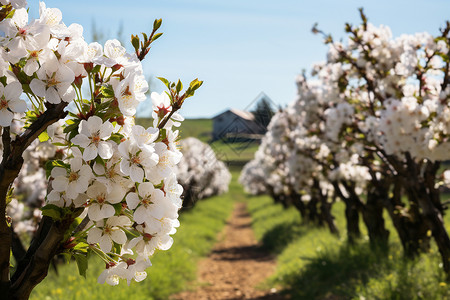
(241, 11, 450, 275)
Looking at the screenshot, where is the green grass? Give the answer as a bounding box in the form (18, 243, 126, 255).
(30, 172, 239, 300)
(136, 118, 212, 142)
(209, 140, 259, 164)
(246, 195, 450, 300)
(135, 118, 259, 164)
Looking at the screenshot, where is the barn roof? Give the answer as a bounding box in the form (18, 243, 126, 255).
(213, 108, 255, 121)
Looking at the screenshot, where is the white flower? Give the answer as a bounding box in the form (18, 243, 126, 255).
(0, 0, 27, 9)
(151, 91, 184, 128)
(104, 39, 126, 62)
(126, 182, 172, 223)
(1, 8, 50, 64)
(72, 116, 115, 161)
(130, 125, 158, 148)
(23, 46, 57, 76)
(146, 142, 181, 184)
(118, 139, 158, 183)
(0, 82, 27, 127)
(86, 182, 125, 221)
(113, 73, 148, 116)
(80, 42, 103, 63)
(97, 262, 121, 286)
(87, 216, 131, 253)
(128, 224, 174, 257)
(51, 157, 92, 199)
(30, 63, 75, 104)
(116, 257, 151, 286)
(93, 151, 133, 193)
(163, 174, 183, 208)
(38, 2, 62, 28)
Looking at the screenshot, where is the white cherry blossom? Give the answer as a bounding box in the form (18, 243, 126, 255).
(0, 82, 26, 127)
(72, 116, 115, 161)
(87, 216, 131, 253)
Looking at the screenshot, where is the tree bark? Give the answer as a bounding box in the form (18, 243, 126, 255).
(313, 180, 339, 236)
(362, 184, 390, 249)
(332, 181, 361, 243)
(8, 216, 74, 300)
(291, 192, 307, 221)
(0, 102, 68, 298)
(383, 178, 429, 257)
(402, 159, 450, 276)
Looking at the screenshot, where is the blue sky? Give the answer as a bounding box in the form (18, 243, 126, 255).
(29, 0, 450, 118)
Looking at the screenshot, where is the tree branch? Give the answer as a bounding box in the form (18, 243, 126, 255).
(0, 101, 68, 297)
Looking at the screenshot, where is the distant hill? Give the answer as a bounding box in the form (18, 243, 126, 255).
(135, 117, 258, 165)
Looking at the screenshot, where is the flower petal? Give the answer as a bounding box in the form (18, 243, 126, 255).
(0, 109, 13, 127)
(4, 81, 22, 99)
(87, 227, 103, 244)
(110, 229, 127, 245)
(83, 144, 98, 161)
(98, 234, 112, 253)
(8, 99, 27, 113)
(97, 141, 113, 160)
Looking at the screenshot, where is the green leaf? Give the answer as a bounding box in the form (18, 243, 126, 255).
(131, 34, 140, 51)
(100, 85, 115, 98)
(63, 122, 79, 134)
(113, 203, 123, 215)
(0, 76, 7, 86)
(41, 204, 62, 221)
(142, 32, 148, 43)
(157, 77, 170, 89)
(74, 253, 88, 278)
(109, 132, 124, 144)
(73, 242, 89, 253)
(151, 32, 163, 42)
(6, 8, 15, 19)
(153, 18, 162, 31)
(38, 131, 50, 142)
(6, 187, 14, 206)
(175, 79, 182, 93)
(68, 129, 78, 141)
(92, 65, 101, 74)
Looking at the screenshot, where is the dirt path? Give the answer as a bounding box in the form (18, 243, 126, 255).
(172, 202, 288, 300)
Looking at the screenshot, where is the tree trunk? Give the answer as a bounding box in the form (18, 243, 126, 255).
(417, 194, 450, 275)
(332, 181, 361, 243)
(291, 192, 307, 221)
(313, 180, 339, 236)
(362, 184, 390, 249)
(306, 196, 322, 225)
(384, 178, 429, 258)
(404, 159, 450, 276)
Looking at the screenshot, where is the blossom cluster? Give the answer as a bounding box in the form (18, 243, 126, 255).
(0, 0, 198, 286)
(241, 12, 450, 272)
(242, 17, 450, 201)
(176, 137, 231, 206)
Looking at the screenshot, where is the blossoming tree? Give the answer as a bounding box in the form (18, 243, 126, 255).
(241, 10, 450, 275)
(0, 1, 202, 299)
(176, 137, 231, 208)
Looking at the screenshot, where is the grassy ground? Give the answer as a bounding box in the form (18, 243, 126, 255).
(136, 118, 213, 143)
(209, 140, 259, 164)
(247, 195, 450, 300)
(30, 172, 240, 300)
(136, 118, 259, 165)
